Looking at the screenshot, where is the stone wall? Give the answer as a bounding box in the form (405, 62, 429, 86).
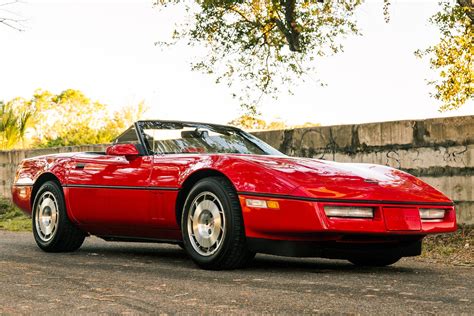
(1, 115, 473, 224)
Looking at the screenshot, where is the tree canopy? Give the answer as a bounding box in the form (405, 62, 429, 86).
(228, 113, 319, 130)
(155, 0, 362, 113)
(1, 89, 148, 150)
(155, 0, 473, 112)
(416, 0, 473, 111)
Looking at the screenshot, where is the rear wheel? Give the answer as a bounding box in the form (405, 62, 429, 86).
(181, 177, 255, 270)
(32, 181, 86, 252)
(348, 255, 401, 267)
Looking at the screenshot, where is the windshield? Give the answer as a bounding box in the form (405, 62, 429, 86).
(136, 121, 283, 156)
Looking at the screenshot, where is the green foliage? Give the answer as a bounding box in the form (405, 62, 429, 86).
(0, 100, 33, 150)
(2, 89, 148, 149)
(229, 114, 282, 130)
(29, 89, 111, 146)
(415, 0, 473, 111)
(0, 198, 31, 232)
(228, 113, 319, 130)
(155, 1, 472, 113)
(155, 0, 362, 112)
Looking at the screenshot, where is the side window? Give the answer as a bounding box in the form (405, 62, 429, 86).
(114, 127, 140, 145)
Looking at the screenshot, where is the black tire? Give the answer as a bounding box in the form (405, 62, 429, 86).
(32, 181, 86, 252)
(181, 177, 255, 270)
(348, 255, 401, 267)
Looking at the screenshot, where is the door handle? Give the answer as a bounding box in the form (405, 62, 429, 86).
(75, 163, 86, 170)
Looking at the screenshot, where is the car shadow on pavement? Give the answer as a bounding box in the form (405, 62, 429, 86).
(69, 241, 424, 275)
(249, 254, 419, 274)
(75, 243, 189, 260)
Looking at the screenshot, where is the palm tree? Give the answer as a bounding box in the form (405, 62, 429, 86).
(0, 101, 32, 150)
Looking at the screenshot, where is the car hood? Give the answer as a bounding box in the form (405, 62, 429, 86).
(237, 155, 451, 204)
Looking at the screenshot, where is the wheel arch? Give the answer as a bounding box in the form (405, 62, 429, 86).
(175, 169, 236, 226)
(31, 172, 62, 208)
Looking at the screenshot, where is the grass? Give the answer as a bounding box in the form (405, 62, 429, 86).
(420, 225, 473, 266)
(0, 197, 472, 265)
(0, 198, 32, 232)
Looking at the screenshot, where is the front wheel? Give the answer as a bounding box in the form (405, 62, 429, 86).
(181, 177, 255, 270)
(32, 181, 86, 252)
(348, 255, 401, 267)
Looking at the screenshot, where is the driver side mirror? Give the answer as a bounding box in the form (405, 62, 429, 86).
(106, 143, 139, 158)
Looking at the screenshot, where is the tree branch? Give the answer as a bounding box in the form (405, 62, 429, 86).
(0, 0, 24, 31)
(457, 0, 474, 22)
(228, 5, 256, 26)
(0, 0, 20, 7)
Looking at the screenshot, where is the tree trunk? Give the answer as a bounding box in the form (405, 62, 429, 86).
(272, 0, 301, 52)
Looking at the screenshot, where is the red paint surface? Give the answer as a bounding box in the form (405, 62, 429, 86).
(12, 151, 457, 242)
(11, 186, 32, 213)
(239, 196, 455, 240)
(383, 208, 421, 231)
(106, 143, 140, 157)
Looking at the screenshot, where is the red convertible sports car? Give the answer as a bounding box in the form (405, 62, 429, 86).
(12, 120, 456, 269)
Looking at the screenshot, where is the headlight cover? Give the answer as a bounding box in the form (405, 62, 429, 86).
(324, 206, 374, 218)
(419, 208, 445, 220)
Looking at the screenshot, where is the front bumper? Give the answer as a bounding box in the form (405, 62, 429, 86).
(247, 237, 423, 258)
(239, 194, 456, 241)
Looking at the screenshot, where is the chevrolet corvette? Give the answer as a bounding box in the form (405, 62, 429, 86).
(12, 120, 456, 269)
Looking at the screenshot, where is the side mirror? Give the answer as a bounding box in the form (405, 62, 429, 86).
(106, 143, 139, 158)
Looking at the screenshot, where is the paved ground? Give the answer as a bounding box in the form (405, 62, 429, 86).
(0, 231, 472, 315)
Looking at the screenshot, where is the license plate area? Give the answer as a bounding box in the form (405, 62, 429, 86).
(383, 207, 421, 231)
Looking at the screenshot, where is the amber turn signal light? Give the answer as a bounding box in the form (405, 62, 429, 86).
(245, 199, 280, 209)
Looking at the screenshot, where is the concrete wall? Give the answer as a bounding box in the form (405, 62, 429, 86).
(253, 115, 474, 224)
(0, 144, 109, 197)
(1, 115, 473, 224)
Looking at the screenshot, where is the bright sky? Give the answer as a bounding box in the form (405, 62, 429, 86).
(0, 0, 472, 126)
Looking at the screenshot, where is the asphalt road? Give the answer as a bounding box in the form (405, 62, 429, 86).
(0, 231, 472, 315)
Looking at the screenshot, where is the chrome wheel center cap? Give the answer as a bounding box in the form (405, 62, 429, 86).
(197, 210, 215, 237)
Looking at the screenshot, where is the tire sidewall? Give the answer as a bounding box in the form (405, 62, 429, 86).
(181, 178, 238, 266)
(32, 181, 67, 250)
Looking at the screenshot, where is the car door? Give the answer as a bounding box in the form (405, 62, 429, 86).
(148, 153, 194, 230)
(66, 126, 153, 235)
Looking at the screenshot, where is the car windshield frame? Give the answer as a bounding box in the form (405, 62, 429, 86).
(126, 120, 284, 156)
